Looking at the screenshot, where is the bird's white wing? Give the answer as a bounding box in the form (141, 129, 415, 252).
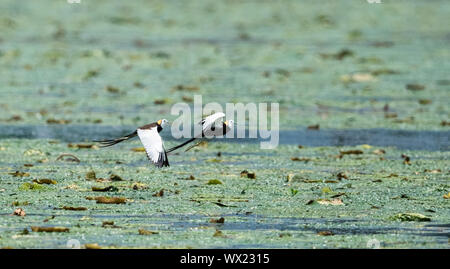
(137, 127, 168, 167)
(200, 112, 225, 129)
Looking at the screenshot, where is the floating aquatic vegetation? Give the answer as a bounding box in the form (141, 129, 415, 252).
(401, 154, 411, 165)
(240, 170, 255, 179)
(12, 208, 26, 217)
(62, 206, 87, 211)
(340, 150, 364, 155)
(209, 217, 225, 224)
(317, 231, 334, 236)
(32, 179, 57, 184)
(102, 221, 120, 228)
(138, 229, 158, 235)
(46, 118, 72, 125)
(19, 182, 43, 191)
(85, 171, 96, 180)
(109, 174, 124, 181)
(307, 124, 320, 130)
(405, 84, 426, 91)
(31, 226, 69, 233)
(84, 243, 101, 249)
(131, 147, 146, 152)
(92, 186, 118, 192)
(317, 198, 344, 206)
(389, 213, 431, 222)
(9, 171, 30, 177)
(207, 179, 223, 185)
(152, 189, 164, 197)
(86, 196, 126, 204)
(68, 143, 98, 149)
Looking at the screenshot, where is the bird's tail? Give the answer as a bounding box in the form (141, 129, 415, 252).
(166, 138, 196, 153)
(93, 131, 137, 148)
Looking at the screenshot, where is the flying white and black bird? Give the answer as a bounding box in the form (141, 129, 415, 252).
(167, 112, 234, 153)
(94, 119, 170, 167)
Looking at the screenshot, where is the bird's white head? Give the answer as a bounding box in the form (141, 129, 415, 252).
(224, 120, 234, 128)
(158, 119, 170, 128)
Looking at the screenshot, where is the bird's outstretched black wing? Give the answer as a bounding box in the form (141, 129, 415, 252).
(93, 130, 137, 148)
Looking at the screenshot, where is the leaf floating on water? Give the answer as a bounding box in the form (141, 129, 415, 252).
(9, 171, 30, 177)
(172, 85, 199, 92)
(62, 206, 87, 211)
(85, 171, 96, 180)
(320, 49, 353, 60)
(207, 179, 223, 185)
(102, 221, 120, 228)
(418, 99, 432, 105)
(240, 170, 256, 179)
(317, 231, 334, 236)
(290, 188, 299, 196)
(68, 143, 98, 149)
(131, 182, 148, 190)
(209, 217, 225, 224)
(443, 193, 450, 199)
(138, 229, 158, 235)
(105, 85, 120, 94)
(19, 182, 43, 191)
(86, 196, 126, 204)
(373, 149, 386, 155)
(31, 226, 69, 233)
(46, 118, 71, 124)
(92, 186, 119, 192)
(290, 157, 311, 162)
(131, 147, 146, 152)
(152, 189, 164, 197)
(405, 83, 425, 91)
(340, 150, 363, 155)
(389, 213, 431, 222)
(213, 229, 225, 237)
(32, 179, 57, 185)
(423, 169, 441, 174)
(84, 243, 101, 249)
(321, 187, 333, 194)
(307, 124, 320, 130)
(345, 73, 376, 83)
(336, 172, 348, 180)
(154, 98, 169, 105)
(317, 198, 344, 206)
(401, 154, 411, 165)
(109, 174, 124, 181)
(12, 208, 26, 217)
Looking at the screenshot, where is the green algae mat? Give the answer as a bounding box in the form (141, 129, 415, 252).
(0, 0, 449, 248)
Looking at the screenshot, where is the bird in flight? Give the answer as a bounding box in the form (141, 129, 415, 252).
(167, 112, 234, 153)
(94, 119, 170, 167)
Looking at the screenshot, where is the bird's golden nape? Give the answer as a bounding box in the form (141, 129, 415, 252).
(157, 119, 162, 125)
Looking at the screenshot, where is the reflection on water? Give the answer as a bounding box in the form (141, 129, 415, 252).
(0, 124, 448, 151)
